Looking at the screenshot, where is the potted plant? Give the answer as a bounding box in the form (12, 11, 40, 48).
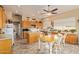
(64, 30, 68, 32)
(70, 29, 76, 33)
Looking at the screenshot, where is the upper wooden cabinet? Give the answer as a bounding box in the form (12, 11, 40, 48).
(35, 20, 43, 29)
(22, 20, 31, 29)
(0, 6, 3, 29)
(0, 6, 6, 29)
(2, 9, 7, 28)
(22, 19, 43, 29)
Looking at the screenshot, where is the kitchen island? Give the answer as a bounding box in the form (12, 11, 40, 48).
(24, 32, 40, 44)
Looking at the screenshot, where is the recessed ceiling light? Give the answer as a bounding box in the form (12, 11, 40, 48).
(15, 10, 18, 13)
(46, 13, 52, 16)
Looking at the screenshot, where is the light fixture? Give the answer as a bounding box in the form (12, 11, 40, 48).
(46, 12, 52, 16)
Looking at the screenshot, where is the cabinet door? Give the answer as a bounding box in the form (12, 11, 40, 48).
(22, 20, 31, 28)
(0, 39, 12, 54)
(28, 32, 39, 44)
(65, 34, 78, 44)
(36, 21, 43, 29)
(2, 10, 6, 28)
(0, 7, 3, 29)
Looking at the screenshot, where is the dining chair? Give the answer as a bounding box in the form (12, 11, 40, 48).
(41, 34, 55, 54)
(54, 33, 63, 54)
(62, 32, 67, 46)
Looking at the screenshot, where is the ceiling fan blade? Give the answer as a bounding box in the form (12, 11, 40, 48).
(52, 12, 57, 14)
(51, 8, 58, 12)
(43, 9, 49, 12)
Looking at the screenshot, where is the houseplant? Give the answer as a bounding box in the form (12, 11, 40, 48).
(70, 29, 76, 33)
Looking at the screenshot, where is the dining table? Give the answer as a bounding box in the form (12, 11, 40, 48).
(38, 32, 65, 54)
(38, 32, 56, 54)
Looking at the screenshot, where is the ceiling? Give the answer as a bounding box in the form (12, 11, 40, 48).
(3, 5, 79, 19)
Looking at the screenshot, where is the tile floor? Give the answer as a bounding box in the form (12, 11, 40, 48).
(13, 39, 79, 54)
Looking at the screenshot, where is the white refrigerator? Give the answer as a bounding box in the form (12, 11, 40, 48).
(4, 24, 14, 44)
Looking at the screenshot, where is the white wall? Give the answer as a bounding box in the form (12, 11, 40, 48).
(5, 10, 13, 20)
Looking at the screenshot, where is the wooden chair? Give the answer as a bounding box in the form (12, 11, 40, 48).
(54, 33, 64, 54)
(40, 34, 55, 54)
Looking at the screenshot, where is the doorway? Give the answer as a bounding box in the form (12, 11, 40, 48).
(13, 22, 21, 39)
(12, 14, 22, 39)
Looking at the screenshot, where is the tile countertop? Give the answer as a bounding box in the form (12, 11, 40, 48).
(0, 34, 11, 40)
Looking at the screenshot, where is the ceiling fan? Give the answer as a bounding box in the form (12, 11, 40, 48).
(41, 5, 58, 15)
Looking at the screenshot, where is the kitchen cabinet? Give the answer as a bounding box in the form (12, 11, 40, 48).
(22, 31, 28, 39)
(0, 6, 3, 29)
(2, 10, 7, 28)
(0, 39, 12, 54)
(26, 32, 40, 44)
(65, 34, 78, 44)
(22, 20, 43, 29)
(22, 20, 31, 29)
(36, 20, 43, 29)
(0, 6, 6, 29)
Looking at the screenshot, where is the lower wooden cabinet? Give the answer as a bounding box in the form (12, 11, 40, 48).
(65, 34, 78, 44)
(28, 32, 39, 44)
(24, 32, 39, 44)
(0, 39, 12, 54)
